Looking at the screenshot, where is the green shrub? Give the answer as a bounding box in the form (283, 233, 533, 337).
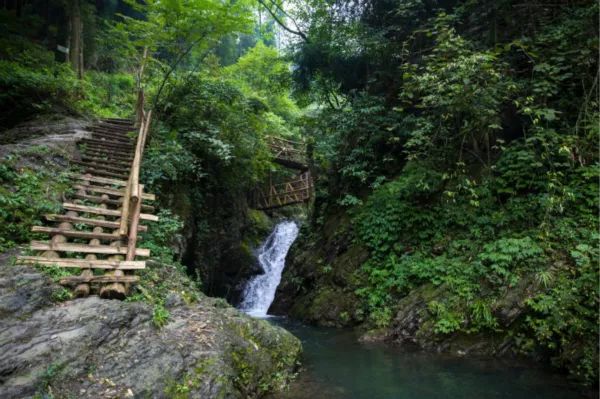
(0, 158, 69, 251)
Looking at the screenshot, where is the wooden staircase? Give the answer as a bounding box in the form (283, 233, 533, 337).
(16, 116, 158, 299)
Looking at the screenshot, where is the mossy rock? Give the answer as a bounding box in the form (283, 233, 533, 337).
(290, 286, 360, 327)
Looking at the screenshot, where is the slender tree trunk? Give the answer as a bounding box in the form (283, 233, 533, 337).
(69, 0, 83, 79)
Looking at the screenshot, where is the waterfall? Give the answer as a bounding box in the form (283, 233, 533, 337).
(239, 221, 299, 317)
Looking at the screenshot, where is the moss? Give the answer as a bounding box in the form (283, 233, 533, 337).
(227, 318, 301, 398)
(164, 357, 223, 399)
(291, 286, 360, 327)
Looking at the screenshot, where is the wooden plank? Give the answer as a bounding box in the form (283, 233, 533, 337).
(31, 226, 126, 241)
(78, 168, 129, 180)
(81, 143, 133, 154)
(62, 203, 159, 221)
(73, 160, 130, 175)
(91, 127, 133, 137)
(92, 130, 132, 139)
(90, 131, 132, 143)
(16, 256, 145, 270)
(81, 137, 134, 148)
(81, 150, 133, 162)
(45, 214, 148, 231)
(101, 118, 133, 125)
(92, 124, 133, 133)
(72, 184, 155, 201)
(97, 121, 134, 130)
(60, 275, 140, 284)
(72, 192, 155, 212)
(81, 156, 131, 167)
(30, 241, 150, 256)
(72, 174, 128, 186)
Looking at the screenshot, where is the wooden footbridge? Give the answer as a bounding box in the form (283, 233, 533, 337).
(252, 136, 313, 210)
(16, 110, 158, 299)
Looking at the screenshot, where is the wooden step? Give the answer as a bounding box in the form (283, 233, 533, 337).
(95, 125, 134, 134)
(31, 226, 127, 241)
(81, 140, 134, 151)
(78, 167, 129, 180)
(98, 123, 134, 131)
(90, 131, 133, 143)
(30, 241, 150, 256)
(80, 140, 133, 151)
(17, 256, 145, 270)
(94, 122, 133, 131)
(45, 214, 147, 231)
(81, 156, 131, 167)
(81, 138, 133, 150)
(60, 275, 140, 285)
(72, 192, 155, 212)
(91, 125, 133, 135)
(72, 184, 155, 201)
(99, 121, 134, 129)
(101, 118, 133, 124)
(74, 160, 130, 175)
(81, 150, 133, 162)
(72, 174, 128, 186)
(81, 146, 133, 158)
(62, 203, 159, 221)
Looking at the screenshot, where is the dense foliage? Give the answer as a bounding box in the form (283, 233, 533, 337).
(0, 0, 597, 389)
(290, 0, 598, 386)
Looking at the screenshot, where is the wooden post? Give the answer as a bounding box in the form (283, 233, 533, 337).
(72, 181, 91, 296)
(126, 185, 143, 261)
(100, 209, 127, 299)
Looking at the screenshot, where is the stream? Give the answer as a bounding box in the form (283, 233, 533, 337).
(240, 221, 585, 399)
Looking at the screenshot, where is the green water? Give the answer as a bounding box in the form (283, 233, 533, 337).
(269, 318, 588, 399)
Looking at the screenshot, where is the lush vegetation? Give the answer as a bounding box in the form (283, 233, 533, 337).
(285, 0, 598, 386)
(0, 0, 597, 390)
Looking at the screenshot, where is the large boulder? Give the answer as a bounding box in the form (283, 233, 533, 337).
(0, 258, 301, 398)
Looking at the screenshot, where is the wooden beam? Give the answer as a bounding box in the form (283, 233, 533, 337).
(30, 241, 150, 256)
(77, 168, 129, 180)
(16, 256, 145, 270)
(72, 184, 155, 201)
(45, 214, 148, 231)
(60, 275, 140, 284)
(81, 138, 133, 149)
(62, 203, 159, 221)
(73, 160, 130, 175)
(31, 226, 127, 241)
(72, 174, 128, 186)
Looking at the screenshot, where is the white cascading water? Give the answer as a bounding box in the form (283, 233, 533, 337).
(239, 221, 299, 317)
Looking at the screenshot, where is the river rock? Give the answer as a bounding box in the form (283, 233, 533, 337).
(0, 256, 301, 398)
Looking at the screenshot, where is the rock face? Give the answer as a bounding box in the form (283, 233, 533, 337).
(270, 212, 367, 327)
(0, 259, 301, 398)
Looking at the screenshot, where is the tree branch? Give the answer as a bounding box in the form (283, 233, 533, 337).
(257, 0, 308, 42)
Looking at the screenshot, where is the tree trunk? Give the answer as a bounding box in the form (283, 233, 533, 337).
(69, 0, 83, 79)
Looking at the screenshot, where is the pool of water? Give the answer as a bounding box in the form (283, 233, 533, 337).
(268, 318, 588, 399)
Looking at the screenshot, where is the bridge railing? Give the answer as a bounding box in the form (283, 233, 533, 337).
(253, 171, 313, 210)
(267, 136, 307, 169)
